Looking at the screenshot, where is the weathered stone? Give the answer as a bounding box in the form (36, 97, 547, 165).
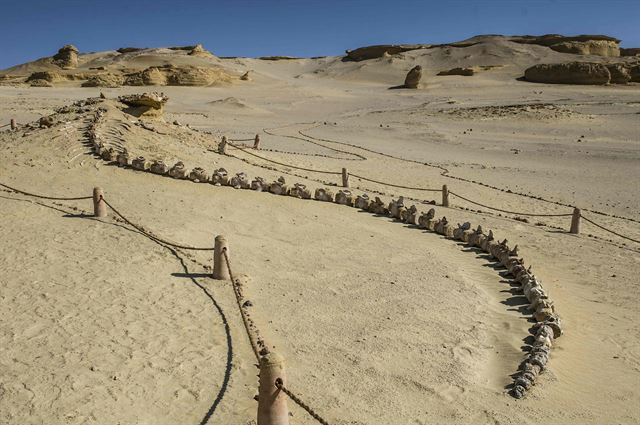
(189, 167, 209, 182)
(606, 64, 631, 84)
(404, 65, 422, 88)
(437, 67, 474, 76)
(53, 45, 79, 69)
(524, 62, 611, 85)
(132, 156, 150, 171)
(549, 40, 620, 57)
(150, 160, 170, 175)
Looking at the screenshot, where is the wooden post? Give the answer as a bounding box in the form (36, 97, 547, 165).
(442, 184, 449, 207)
(93, 187, 107, 217)
(254, 134, 261, 150)
(219, 136, 227, 155)
(10, 118, 16, 130)
(570, 207, 581, 234)
(257, 352, 289, 425)
(213, 235, 230, 280)
(341, 167, 349, 188)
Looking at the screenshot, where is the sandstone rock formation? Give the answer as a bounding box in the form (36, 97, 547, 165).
(118, 92, 168, 117)
(124, 67, 168, 86)
(437, 67, 474, 76)
(26, 71, 62, 83)
(524, 62, 611, 85)
(117, 47, 145, 54)
(82, 73, 125, 87)
(240, 71, 252, 81)
(630, 65, 640, 82)
(606, 64, 631, 84)
(621, 48, 640, 57)
(404, 65, 422, 88)
(188, 44, 213, 57)
(549, 40, 620, 57)
(345, 44, 429, 61)
(53, 45, 79, 69)
(510, 34, 620, 57)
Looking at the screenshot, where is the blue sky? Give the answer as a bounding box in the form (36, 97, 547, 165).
(2, 0, 639, 69)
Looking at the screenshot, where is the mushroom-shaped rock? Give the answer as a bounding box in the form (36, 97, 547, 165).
(240, 71, 252, 81)
(53, 45, 79, 69)
(189, 167, 209, 183)
(404, 65, 422, 88)
(290, 183, 312, 199)
(150, 160, 170, 175)
(168, 161, 189, 179)
(118, 92, 169, 117)
(211, 168, 229, 186)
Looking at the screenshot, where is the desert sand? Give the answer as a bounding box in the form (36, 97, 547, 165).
(0, 36, 639, 425)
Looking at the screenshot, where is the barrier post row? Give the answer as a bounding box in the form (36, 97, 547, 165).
(213, 235, 230, 279)
(257, 352, 289, 425)
(570, 207, 581, 234)
(341, 167, 349, 188)
(93, 187, 107, 217)
(442, 184, 449, 207)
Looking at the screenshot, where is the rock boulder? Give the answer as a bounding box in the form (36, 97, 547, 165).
(524, 62, 611, 85)
(404, 65, 422, 88)
(53, 45, 79, 69)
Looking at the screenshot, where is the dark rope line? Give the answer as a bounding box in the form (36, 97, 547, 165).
(449, 191, 573, 217)
(0, 182, 93, 201)
(226, 141, 341, 175)
(275, 379, 330, 425)
(350, 173, 441, 192)
(100, 196, 214, 251)
(264, 127, 366, 161)
(581, 214, 640, 244)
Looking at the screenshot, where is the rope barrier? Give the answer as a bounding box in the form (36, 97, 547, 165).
(350, 173, 440, 192)
(100, 196, 214, 251)
(264, 127, 366, 161)
(0, 123, 10, 129)
(275, 379, 330, 425)
(0, 182, 93, 201)
(580, 214, 640, 244)
(449, 191, 573, 217)
(299, 125, 640, 225)
(226, 141, 341, 175)
(221, 248, 262, 361)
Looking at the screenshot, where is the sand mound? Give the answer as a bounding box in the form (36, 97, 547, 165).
(208, 97, 248, 108)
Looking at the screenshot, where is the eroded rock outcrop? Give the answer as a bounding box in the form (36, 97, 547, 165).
(437, 67, 474, 76)
(621, 48, 640, 57)
(345, 44, 429, 61)
(524, 62, 611, 85)
(404, 65, 422, 88)
(188, 44, 213, 57)
(53, 45, 79, 69)
(118, 92, 169, 117)
(605, 64, 631, 84)
(82, 73, 125, 87)
(549, 40, 620, 57)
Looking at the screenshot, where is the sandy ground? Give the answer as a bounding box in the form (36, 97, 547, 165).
(0, 43, 639, 425)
